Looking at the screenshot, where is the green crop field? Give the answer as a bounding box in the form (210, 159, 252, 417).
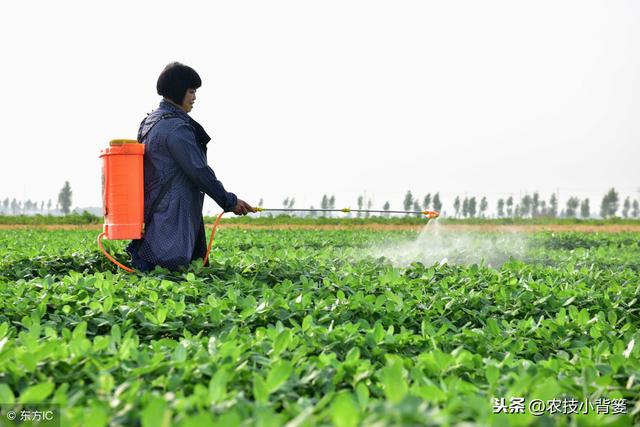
(0, 227, 638, 426)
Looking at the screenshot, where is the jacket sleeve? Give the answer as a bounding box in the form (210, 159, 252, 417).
(166, 123, 238, 212)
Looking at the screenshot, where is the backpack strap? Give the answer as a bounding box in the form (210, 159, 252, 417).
(144, 172, 176, 227)
(137, 112, 179, 142)
(138, 112, 181, 230)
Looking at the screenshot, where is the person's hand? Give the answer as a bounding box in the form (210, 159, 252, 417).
(233, 199, 256, 216)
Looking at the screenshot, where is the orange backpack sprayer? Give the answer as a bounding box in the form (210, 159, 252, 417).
(97, 140, 145, 272)
(98, 138, 226, 272)
(98, 139, 439, 273)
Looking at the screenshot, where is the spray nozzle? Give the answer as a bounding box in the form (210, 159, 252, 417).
(422, 210, 440, 219)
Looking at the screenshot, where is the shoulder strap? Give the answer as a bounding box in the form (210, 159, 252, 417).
(139, 112, 181, 229)
(144, 173, 176, 226)
(138, 112, 179, 142)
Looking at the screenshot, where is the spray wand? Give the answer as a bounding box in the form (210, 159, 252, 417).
(251, 207, 440, 218)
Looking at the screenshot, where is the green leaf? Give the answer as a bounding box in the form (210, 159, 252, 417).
(209, 369, 228, 403)
(254, 406, 285, 427)
(145, 312, 159, 324)
(111, 324, 121, 345)
(330, 392, 360, 427)
(485, 365, 499, 385)
(355, 383, 369, 410)
(85, 403, 109, 427)
(19, 382, 54, 403)
(607, 311, 618, 326)
(345, 347, 360, 364)
(180, 413, 216, 427)
(253, 375, 269, 404)
(302, 315, 313, 331)
(102, 296, 113, 313)
(273, 329, 291, 356)
(173, 343, 187, 363)
(156, 307, 168, 325)
(0, 322, 9, 338)
(380, 359, 408, 403)
(266, 360, 293, 393)
(141, 396, 171, 427)
(0, 383, 15, 405)
(72, 322, 87, 340)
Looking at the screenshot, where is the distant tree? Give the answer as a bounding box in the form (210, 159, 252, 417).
(366, 199, 373, 218)
(532, 192, 540, 217)
(432, 193, 442, 212)
(40, 201, 44, 212)
(514, 204, 521, 218)
(565, 197, 580, 217)
(600, 188, 619, 218)
(58, 181, 73, 215)
(622, 197, 630, 218)
(282, 197, 290, 209)
(329, 195, 336, 217)
(47, 199, 52, 214)
(258, 198, 264, 207)
(308, 205, 316, 218)
(413, 201, 421, 217)
(11, 198, 18, 215)
(403, 191, 413, 214)
(539, 200, 547, 216)
(468, 197, 477, 218)
(548, 193, 558, 217)
(520, 194, 532, 218)
(506, 197, 514, 217)
(288, 198, 295, 209)
(479, 197, 488, 218)
(580, 198, 590, 219)
(357, 195, 364, 218)
(321, 195, 328, 214)
(2, 198, 8, 213)
(453, 196, 461, 218)
(462, 197, 469, 218)
(632, 200, 640, 218)
(422, 193, 431, 210)
(383, 201, 390, 217)
(497, 198, 505, 218)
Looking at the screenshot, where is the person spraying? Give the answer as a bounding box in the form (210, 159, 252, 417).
(126, 62, 255, 271)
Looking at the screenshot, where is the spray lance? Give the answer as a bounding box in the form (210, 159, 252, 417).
(252, 207, 440, 218)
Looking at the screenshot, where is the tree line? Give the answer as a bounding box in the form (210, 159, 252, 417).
(277, 188, 639, 219)
(3, 183, 639, 219)
(415, 187, 638, 219)
(0, 182, 72, 215)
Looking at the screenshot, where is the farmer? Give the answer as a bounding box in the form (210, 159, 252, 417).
(127, 62, 255, 271)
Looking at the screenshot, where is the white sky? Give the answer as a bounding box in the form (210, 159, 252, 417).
(1, 0, 638, 216)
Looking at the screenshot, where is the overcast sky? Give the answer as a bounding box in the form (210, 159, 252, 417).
(1, 0, 638, 216)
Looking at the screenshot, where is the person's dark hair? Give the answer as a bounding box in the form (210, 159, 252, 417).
(156, 62, 201, 105)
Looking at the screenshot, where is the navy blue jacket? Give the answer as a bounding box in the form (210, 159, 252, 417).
(127, 100, 237, 270)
